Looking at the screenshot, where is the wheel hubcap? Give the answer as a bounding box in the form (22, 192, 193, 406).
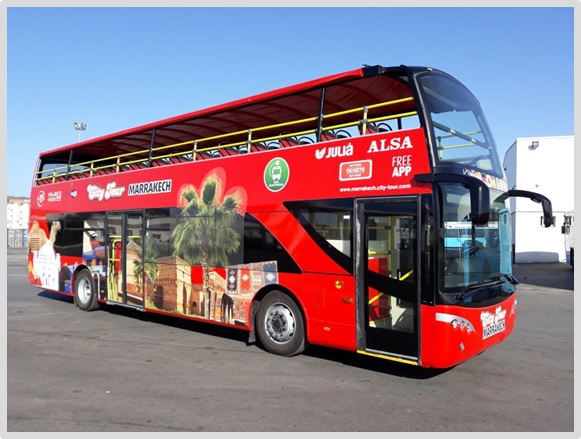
(265, 303, 296, 344)
(78, 277, 91, 304)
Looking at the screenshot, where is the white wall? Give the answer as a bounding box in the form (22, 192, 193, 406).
(503, 136, 574, 263)
(7, 199, 30, 229)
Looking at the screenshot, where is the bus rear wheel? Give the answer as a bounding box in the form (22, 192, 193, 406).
(74, 269, 102, 312)
(256, 290, 306, 357)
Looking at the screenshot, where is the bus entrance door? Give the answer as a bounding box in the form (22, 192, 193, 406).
(106, 212, 145, 309)
(355, 198, 419, 363)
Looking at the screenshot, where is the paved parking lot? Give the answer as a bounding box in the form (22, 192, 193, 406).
(512, 262, 574, 291)
(6, 248, 575, 432)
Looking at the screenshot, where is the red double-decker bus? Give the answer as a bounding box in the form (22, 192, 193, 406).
(28, 65, 553, 369)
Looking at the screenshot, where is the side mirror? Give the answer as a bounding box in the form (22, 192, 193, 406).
(415, 172, 490, 225)
(507, 189, 553, 227)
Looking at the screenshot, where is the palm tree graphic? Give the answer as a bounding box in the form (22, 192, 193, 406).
(133, 240, 160, 292)
(172, 170, 246, 318)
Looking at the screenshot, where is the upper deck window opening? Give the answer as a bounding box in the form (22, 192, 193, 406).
(418, 72, 503, 177)
(33, 68, 423, 184)
(36, 155, 92, 183)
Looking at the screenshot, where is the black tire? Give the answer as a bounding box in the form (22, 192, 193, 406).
(74, 269, 101, 311)
(256, 290, 307, 357)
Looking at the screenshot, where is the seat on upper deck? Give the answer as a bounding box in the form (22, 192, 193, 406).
(359, 122, 392, 135)
(320, 129, 352, 141)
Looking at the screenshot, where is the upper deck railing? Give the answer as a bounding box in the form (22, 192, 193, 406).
(35, 97, 418, 185)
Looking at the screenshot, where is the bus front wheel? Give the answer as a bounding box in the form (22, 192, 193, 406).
(74, 269, 102, 312)
(256, 290, 307, 357)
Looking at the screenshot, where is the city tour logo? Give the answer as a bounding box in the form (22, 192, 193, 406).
(480, 306, 507, 340)
(264, 158, 290, 192)
(87, 181, 126, 202)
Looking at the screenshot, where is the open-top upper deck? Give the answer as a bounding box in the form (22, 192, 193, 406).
(35, 65, 424, 184)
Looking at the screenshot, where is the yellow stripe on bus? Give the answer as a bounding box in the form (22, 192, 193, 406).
(357, 350, 419, 366)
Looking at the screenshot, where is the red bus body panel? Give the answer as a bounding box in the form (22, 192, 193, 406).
(28, 128, 430, 351)
(31, 128, 430, 214)
(420, 296, 517, 368)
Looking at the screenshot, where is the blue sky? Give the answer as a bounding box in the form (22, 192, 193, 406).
(5, 5, 575, 197)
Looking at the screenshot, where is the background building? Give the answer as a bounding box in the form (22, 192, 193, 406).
(7, 197, 30, 247)
(503, 135, 574, 263)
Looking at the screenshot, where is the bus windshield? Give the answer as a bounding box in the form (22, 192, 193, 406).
(417, 72, 504, 176)
(442, 185, 512, 291)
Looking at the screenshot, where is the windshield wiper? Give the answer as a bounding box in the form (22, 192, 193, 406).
(489, 272, 519, 285)
(457, 273, 519, 300)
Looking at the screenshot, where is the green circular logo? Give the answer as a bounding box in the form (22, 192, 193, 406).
(264, 158, 290, 192)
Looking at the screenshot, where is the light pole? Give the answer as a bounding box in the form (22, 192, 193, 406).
(73, 122, 87, 142)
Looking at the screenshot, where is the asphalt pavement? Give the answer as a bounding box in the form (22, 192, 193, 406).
(6, 247, 575, 432)
(512, 261, 574, 291)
